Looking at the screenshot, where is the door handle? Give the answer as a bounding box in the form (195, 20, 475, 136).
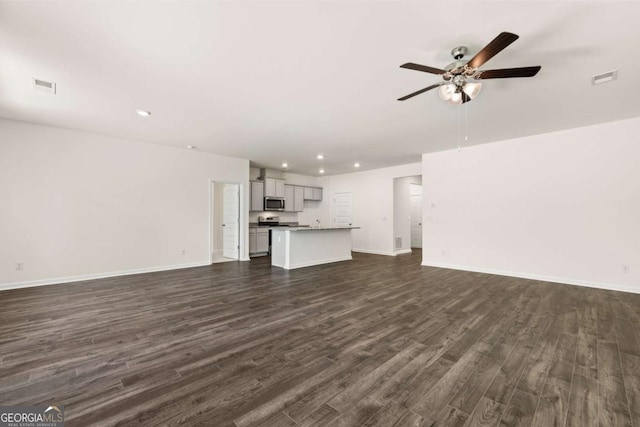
(419, 223, 422, 226)
(222, 224, 226, 227)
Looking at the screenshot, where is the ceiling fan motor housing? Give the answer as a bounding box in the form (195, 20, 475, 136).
(451, 46, 467, 60)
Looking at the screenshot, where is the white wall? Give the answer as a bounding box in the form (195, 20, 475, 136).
(393, 175, 421, 253)
(327, 163, 422, 256)
(422, 116, 640, 293)
(0, 119, 250, 289)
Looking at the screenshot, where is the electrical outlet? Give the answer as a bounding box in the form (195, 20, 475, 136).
(441, 249, 446, 256)
(16, 262, 24, 271)
(622, 265, 630, 274)
(180, 249, 186, 256)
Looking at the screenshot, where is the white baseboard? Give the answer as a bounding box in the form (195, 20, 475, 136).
(282, 256, 353, 270)
(421, 261, 640, 295)
(394, 249, 412, 255)
(0, 261, 212, 292)
(352, 248, 397, 257)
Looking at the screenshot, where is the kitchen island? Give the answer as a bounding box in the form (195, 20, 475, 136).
(271, 226, 360, 270)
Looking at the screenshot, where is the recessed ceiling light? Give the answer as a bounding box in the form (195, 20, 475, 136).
(319, 168, 325, 174)
(354, 162, 361, 168)
(282, 162, 288, 168)
(136, 110, 151, 117)
(187, 145, 197, 150)
(317, 154, 324, 160)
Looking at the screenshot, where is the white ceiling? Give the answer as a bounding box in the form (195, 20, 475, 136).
(1, 1, 639, 176)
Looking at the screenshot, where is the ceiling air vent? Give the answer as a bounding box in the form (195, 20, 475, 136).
(32, 78, 56, 94)
(591, 70, 618, 86)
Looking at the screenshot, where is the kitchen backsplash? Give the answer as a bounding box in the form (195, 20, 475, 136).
(249, 211, 299, 223)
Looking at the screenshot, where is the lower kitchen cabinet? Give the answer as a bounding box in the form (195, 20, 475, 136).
(249, 228, 269, 256)
(249, 229, 256, 253)
(256, 229, 269, 253)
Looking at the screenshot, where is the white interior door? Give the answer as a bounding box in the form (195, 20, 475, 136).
(410, 185, 422, 248)
(333, 192, 353, 226)
(222, 183, 240, 259)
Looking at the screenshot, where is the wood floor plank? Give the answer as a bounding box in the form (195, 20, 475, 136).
(615, 315, 640, 357)
(449, 343, 512, 414)
(620, 353, 640, 426)
(516, 316, 561, 397)
(411, 340, 492, 420)
(484, 330, 538, 406)
(597, 341, 632, 427)
(0, 250, 638, 426)
(431, 405, 469, 427)
(530, 376, 572, 427)
(565, 374, 598, 427)
(498, 389, 538, 427)
(297, 404, 340, 427)
(462, 396, 504, 427)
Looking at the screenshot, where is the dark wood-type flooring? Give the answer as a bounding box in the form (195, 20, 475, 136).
(1, 250, 640, 426)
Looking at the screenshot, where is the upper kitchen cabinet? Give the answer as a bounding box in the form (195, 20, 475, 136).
(285, 184, 305, 212)
(284, 185, 295, 212)
(264, 178, 285, 198)
(313, 187, 323, 201)
(303, 186, 323, 201)
(294, 186, 304, 211)
(250, 181, 264, 211)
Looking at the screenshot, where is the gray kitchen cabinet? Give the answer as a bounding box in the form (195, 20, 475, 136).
(285, 184, 305, 212)
(264, 178, 285, 198)
(284, 184, 295, 212)
(249, 229, 257, 253)
(250, 181, 264, 211)
(256, 228, 269, 253)
(312, 187, 323, 201)
(294, 186, 304, 211)
(303, 187, 313, 200)
(303, 186, 323, 201)
(249, 228, 269, 256)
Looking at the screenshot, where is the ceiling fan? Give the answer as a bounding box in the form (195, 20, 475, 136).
(398, 32, 541, 104)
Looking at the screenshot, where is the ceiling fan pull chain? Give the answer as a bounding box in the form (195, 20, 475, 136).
(465, 101, 469, 144)
(457, 102, 462, 151)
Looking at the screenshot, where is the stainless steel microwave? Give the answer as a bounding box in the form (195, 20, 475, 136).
(264, 197, 285, 211)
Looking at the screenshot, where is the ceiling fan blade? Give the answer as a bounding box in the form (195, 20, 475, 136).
(466, 32, 519, 69)
(400, 63, 446, 75)
(397, 83, 442, 101)
(476, 66, 542, 79)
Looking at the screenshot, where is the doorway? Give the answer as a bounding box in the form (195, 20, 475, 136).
(393, 175, 422, 254)
(211, 182, 240, 263)
(410, 183, 423, 248)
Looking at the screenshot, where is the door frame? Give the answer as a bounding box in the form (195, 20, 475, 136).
(409, 185, 423, 249)
(209, 179, 247, 264)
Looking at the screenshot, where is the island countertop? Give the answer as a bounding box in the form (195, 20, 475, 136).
(272, 226, 360, 231)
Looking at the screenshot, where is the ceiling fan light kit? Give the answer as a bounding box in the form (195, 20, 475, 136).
(398, 32, 541, 104)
